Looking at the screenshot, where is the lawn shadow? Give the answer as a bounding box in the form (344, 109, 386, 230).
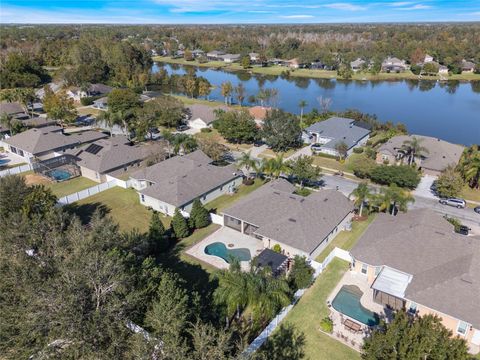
(64, 202, 111, 225)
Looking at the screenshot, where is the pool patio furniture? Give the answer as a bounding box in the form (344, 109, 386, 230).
(344, 318, 362, 333)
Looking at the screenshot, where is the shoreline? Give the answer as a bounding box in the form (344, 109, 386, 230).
(152, 56, 480, 82)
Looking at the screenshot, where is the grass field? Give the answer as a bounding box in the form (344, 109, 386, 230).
(47, 176, 98, 198)
(67, 187, 170, 232)
(205, 178, 265, 213)
(282, 258, 361, 360)
(461, 185, 480, 204)
(315, 215, 376, 263)
(194, 128, 253, 152)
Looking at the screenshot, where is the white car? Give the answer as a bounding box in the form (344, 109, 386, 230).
(439, 198, 466, 209)
(144, 128, 162, 140)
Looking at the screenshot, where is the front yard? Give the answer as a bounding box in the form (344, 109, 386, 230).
(282, 258, 360, 360)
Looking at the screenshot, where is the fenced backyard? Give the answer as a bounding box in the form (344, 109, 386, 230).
(57, 180, 117, 205)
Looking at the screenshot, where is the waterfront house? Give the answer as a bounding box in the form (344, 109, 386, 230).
(192, 49, 204, 58)
(376, 134, 464, 176)
(3, 126, 108, 163)
(439, 65, 449, 74)
(248, 106, 271, 127)
(221, 54, 241, 63)
(222, 179, 354, 260)
(129, 150, 242, 216)
(67, 83, 113, 102)
(206, 50, 226, 60)
(381, 57, 408, 72)
(185, 104, 228, 130)
(303, 117, 371, 157)
(350, 209, 480, 353)
(462, 60, 476, 73)
(424, 54, 434, 63)
(350, 58, 366, 72)
(249, 52, 259, 62)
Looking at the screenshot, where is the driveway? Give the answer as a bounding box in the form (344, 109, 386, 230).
(413, 174, 437, 200)
(286, 145, 312, 161)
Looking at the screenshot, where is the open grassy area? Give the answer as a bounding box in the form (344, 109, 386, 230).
(67, 186, 170, 232)
(316, 214, 376, 263)
(153, 56, 228, 69)
(47, 176, 98, 198)
(75, 106, 105, 117)
(171, 94, 227, 107)
(282, 258, 360, 360)
(194, 128, 253, 152)
(461, 185, 480, 203)
(205, 178, 265, 213)
(312, 155, 347, 172)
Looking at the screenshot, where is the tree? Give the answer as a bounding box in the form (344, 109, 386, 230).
(241, 56, 251, 69)
(334, 141, 349, 160)
(370, 165, 421, 189)
(171, 208, 190, 238)
(373, 183, 414, 215)
(253, 323, 305, 360)
(458, 145, 480, 189)
(0, 52, 49, 88)
(350, 156, 377, 179)
(0, 175, 33, 218)
(401, 136, 429, 166)
(198, 137, 227, 162)
(435, 166, 464, 198)
(298, 100, 307, 123)
(189, 198, 211, 229)
(22, 185, 57, 219)
(422, 62, 439, 75)
(317, 96, 332, 113)
(221, 81, 233, 105)
(350, 182, 373, 217)
(261, 154, 289, 179)
(262, 109, 302, 152)
(363, 311, 470, 360)
(237, 151, 259, 179)
(172, 133, 198, 155)
(148, 211, 169, 253)
(184, 49, 193, 61)
(184, 76, 197, 98)
(287, 155, 321, 188)
(0, 88, 36, 117)
(337, 64, 353, 79)
(235, 83, 246, 106)
(288, 256, 314, 290)
(43, 88, 77, 125)
(197, 78, 212, 100)
(214, 110, 258, 144)
(107, 88, 140, 115)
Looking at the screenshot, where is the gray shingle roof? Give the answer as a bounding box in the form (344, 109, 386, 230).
(4, 126, 108, 155)
(223, 179, 354, 255)
(131, 150, 241, 207)
(0, 102, 25, 116)
(67, 136, 145, 173)
(378, 135, 464, 172)
(351, 209, 480, 328)
(187, 104, 229, 125)
(304, 117, 371, 151)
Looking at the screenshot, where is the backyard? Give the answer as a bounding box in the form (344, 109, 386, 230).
(205, 178, 265, 213)
(282, 258, 361, 360)
(24, 172, 98, 198)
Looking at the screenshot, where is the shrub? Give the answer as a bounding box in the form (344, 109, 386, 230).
(370, 165, 421, 189)
(80, 96, 97, 106)
(288, 255, 314, 290)
(445, 216, 462, 232)
(350, 156, 377, 179)
(320, 317, 333, 333)
(272, 244, 282, 253)
(200, 127, 212, 133)
(294, 187, 311, 197)
(243, 178, 254, 186)
(411, 64, 422, 75)
(353, 147, 364, 154)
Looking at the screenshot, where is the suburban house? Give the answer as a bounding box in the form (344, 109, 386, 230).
(249, 52, 259, 62)
(66, 136, 154, 182)
(303, 117, 372, 157)
(0, 101, 25, 118)
(129, 150, 243, 216)
(185, 104, 228, 130)
(92, 97, 108, 110)
(206, 50, 226, 60)
(376, 135, 464, 176)
(248, 106, 271, 127)
(222, 179, 354, 259)
(2, 126, 108, 163)
(350, 209, 480, 352)
(66, 83, 113, 102)
(381, 57, 408, 72)
(438, 64, 449, 74)
(221, 54, 241, 63)
(192, 49, 204, 58)
(0, 102, 56, 133)
(350, 58, 366, 71)
(462, 60, 476, 73)
(35, 82, 64, 99)
(423, 54, 434, 63)
(287, 58, 302, 69)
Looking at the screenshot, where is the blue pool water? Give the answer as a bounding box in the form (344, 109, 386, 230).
(47, 169, 72, 182)
(204, 242, 251, 263)
(332, 285, 379, 326)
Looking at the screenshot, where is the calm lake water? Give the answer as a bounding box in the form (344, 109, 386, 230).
(153, 63, 480, 146)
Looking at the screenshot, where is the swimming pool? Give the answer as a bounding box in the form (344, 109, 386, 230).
(332, 285, 379, 326)
(204, 242, 251, 263)
(47, 169, 72, 182)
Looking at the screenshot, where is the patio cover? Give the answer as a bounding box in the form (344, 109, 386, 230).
(372, 266, 412, 298)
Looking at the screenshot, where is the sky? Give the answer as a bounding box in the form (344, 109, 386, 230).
(1, 0, 479, 24)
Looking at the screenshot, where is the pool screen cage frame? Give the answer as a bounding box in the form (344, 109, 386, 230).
(33, 155, 81, 181)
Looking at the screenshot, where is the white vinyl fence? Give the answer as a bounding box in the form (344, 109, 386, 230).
(57, 180, 117, 205)
(242, 247, 353, 356)
(210, 213, 224, 225)
(0, 163, 34, 177)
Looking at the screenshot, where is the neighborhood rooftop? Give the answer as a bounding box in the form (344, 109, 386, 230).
(223, 179, 353, 255)
(187, 104, 228, 126)
(131, 150, 241, 207)
(350, 208, 480, 329)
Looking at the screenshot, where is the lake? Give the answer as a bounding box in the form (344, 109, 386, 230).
(153, 63, 480, 146)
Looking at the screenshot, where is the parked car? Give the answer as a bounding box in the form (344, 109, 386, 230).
(144, 128, 162, 140)
(456, 225, 471, 236)
(311, 143, 323, 153)
(176, 124, 190, 132)
(474, 206, 480, 214)
(439, 198, 466, 209)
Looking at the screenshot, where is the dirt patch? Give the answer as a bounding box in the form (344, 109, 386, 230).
(24, 173, 52, 186)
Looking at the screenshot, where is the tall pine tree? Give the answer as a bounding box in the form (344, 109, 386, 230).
(171, 208, 190, 239)
(148, 211, 169, 253)
(189, 198, 211, 229)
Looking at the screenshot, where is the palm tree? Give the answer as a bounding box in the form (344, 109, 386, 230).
(0, 114, 13, 134)
(220, 81, 233, 105)
(172, 134, 198, 155)
(335, 141, 349, 160)
(401, 136, 429, 166)
(261, 154, 289, 179)
(374, 184, 414, 216)
(459, 146, 480, 189)
(162, 129, 175, 156)
(349, 182, 372, 217)
(237, 151, 258, 179)
(98, 110, 121, 137)
(235, 83, 246, 106)
(197, 78, 211, 100)
(298, 100, 307, 123)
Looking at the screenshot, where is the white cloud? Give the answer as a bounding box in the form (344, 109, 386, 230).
(279, 15, 315, 19)
(323, 3, 367, 11)
(396, 4, 432, 10)
(388, 2, 414, 6)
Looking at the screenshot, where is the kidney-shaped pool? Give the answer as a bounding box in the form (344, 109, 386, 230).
(332, 284, 379, 326)
(204, 242, 251, 263)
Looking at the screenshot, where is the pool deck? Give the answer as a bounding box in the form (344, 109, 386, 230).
(186, 227, 264, 271)
(323, 270, 388, 351)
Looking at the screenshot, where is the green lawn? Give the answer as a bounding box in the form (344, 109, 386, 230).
(315, 214, 376, 263)
(460, 185, 480, 204)
(205, 178, 265, 213)
(66, 186, 170, 232)
(258, 148, 296, 159)
(47, 176, 98, 198)
(282, 258, 360, 360)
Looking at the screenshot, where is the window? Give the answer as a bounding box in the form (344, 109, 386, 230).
(361, 264, 368, 274)
(408, 302, 417, 314)
(457, 321, 468, 336)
